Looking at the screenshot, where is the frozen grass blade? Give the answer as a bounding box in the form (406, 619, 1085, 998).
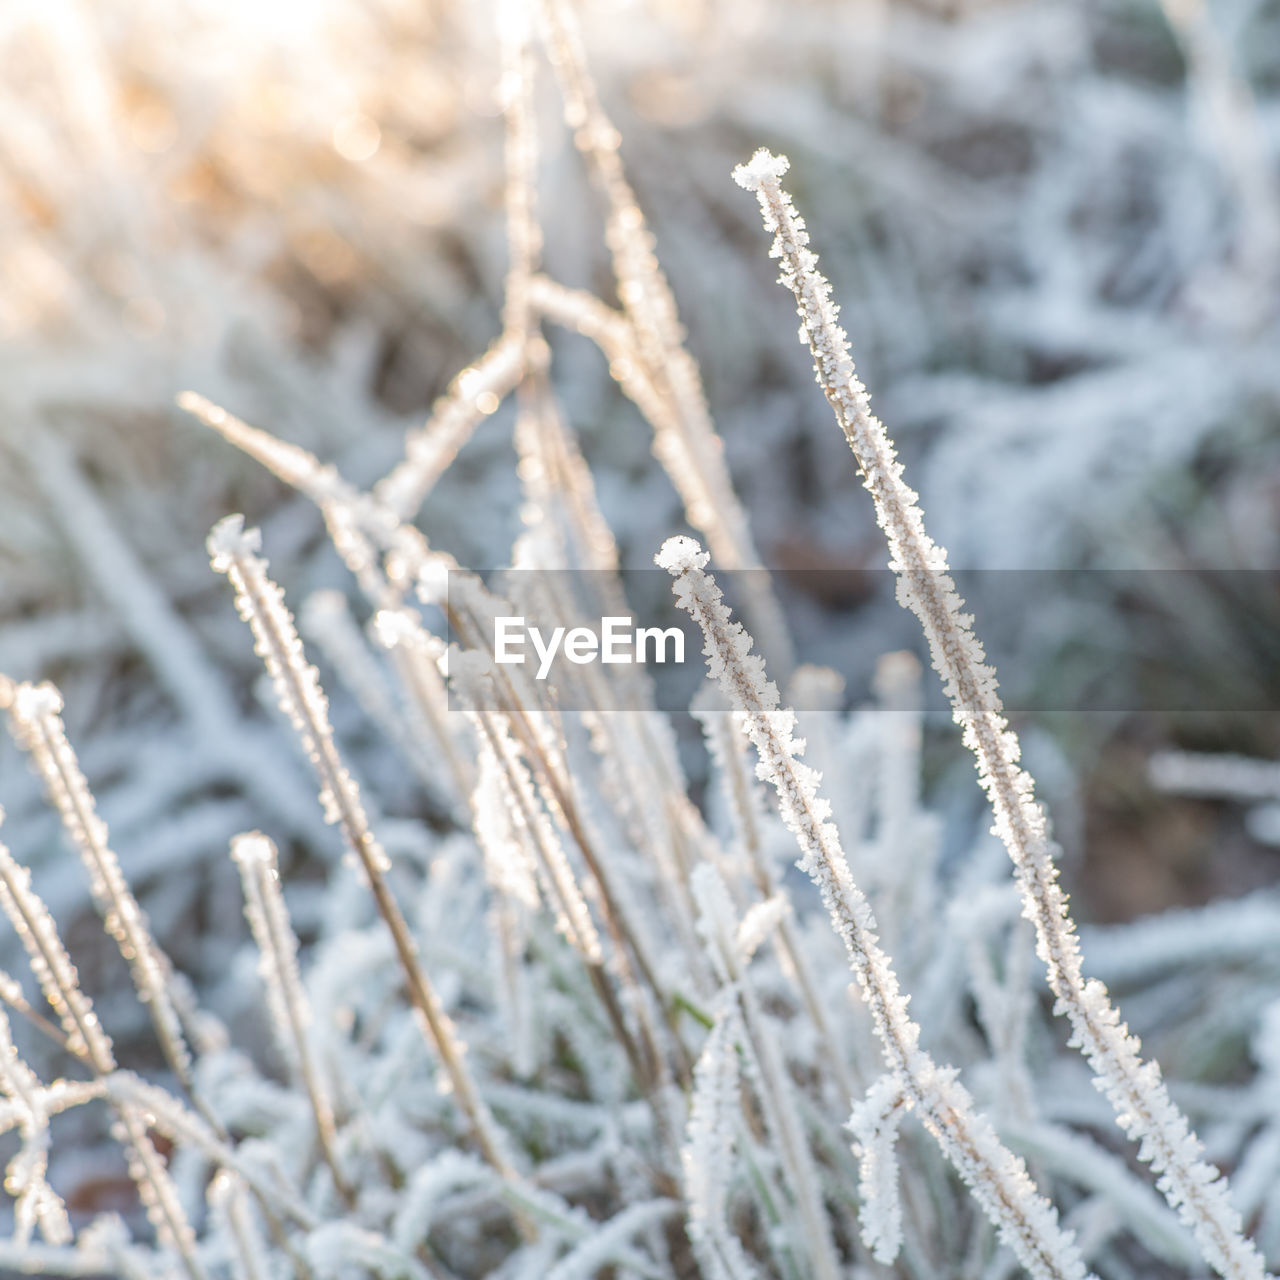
(658, 536, 1091, 1280)
(231, 831, 352, 1205)
(2, 679, 194, 1094)
(536, 0, 793, 674)
(206, 515, 524, 1198)
(733, 145, 1273, 1280)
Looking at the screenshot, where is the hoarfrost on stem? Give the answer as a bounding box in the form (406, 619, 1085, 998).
(733, 146, 1274, 1280)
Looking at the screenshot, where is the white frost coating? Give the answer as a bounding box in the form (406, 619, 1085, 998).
(541, 1199, 680, 1280)
(392, 1152, 492, 1254)
(373, 335, 525, 521)
(207, 1170, 268, 1280)
(471, 746, 538, 1078)
(466, 695, 604, 966)
(372, 608, 474, 805)
(660, 539, 1091, 1280)
(10, 682, 61, 722)
(735, 146, 1273, 1280)
(181, 395, 339, 500)
(303, 1221, 432, 1280)
(847, 1074, 908, 1264)
(654, 534, 708, 575)
(0, 832, 114, 1072)
(302, 590, 451, 810)
(472, 750, 541, 912)
(185, 392, 426, 605)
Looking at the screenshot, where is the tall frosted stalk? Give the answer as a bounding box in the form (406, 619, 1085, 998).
(658, 536, 1090, 1280)
(733, 146, 1271, 1280)
(536, 0, 793, 674)
(206, 516, 521, 1196)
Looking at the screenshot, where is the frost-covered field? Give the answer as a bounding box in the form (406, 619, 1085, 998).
(1, 0, 1280, 1277)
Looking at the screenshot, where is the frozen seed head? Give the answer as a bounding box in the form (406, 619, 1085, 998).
(11, 681, 62, 721)
(655, 535, 709, 575)
(176, 390, 224, 426)
(229, 831, 275, 872)
(207, 514, 261, 570)
(731, 148, 790, 193)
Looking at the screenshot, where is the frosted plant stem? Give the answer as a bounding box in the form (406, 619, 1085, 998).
(658, 537, 1092, 1280)
(231, 832, 353, 1206)
(372, 609, 476, 807)
(179, 392, 414, 606)
(469, 749, 538, 1079)
(468, 712, 601, 968)
(302, 591, 458, 820)
(451, 635, 675, 1100)
(100, 1072, 317, 1233)
(0, 965, 76, 1050)
(2, 680, 196, 1099)
(446, 587, 676, 1059)
(682, 998, 759, 1280)
(0, 816, 206, 1280)
(0, 832, 306, 1272)
(535, 0, 793, 676)
(506, 561, 708, 988)
(497, 690, 689, 1083)
(527, 276, 690, 465)
(510, 375, 724, 986)
(499, 0, 542, 347)
(467, 703, 661, 1098)
(373, 335, 525, 521)
(695, 698, 856, 1104)
(733, 146, 1273, 1280)
(693, 866, 843, 1280)
(206, 517, 528, 1214)
(511, 367, 621, 582)
(208, 1171, 268, 1280)
(28, 434, 323, 846)
(0, 1005, 73, 1245)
